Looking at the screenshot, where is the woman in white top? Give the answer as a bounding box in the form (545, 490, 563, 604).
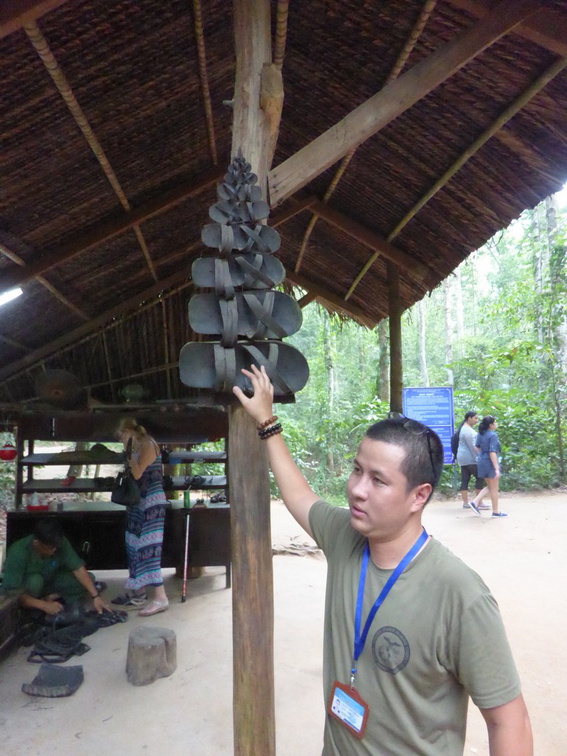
(456, 411, 489, 510)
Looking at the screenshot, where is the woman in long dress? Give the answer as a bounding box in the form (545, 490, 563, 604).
(111, 417, 169, 615)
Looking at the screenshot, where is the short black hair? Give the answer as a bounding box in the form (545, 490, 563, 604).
(33, 518, 63, 548)
(364, 417, 444, 498)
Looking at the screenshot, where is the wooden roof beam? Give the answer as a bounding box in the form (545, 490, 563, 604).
(268, 0, 547, 205)
(387, 55, 567, 240)
(0, 165, 224, 292)
(285, 270, 377, 328)
(294, 0, 438, 273)
(0, 267, 197, 385)
(26, 21, 159, 282)
(447, 0, 567, 56)
(0, 238, 89, 321)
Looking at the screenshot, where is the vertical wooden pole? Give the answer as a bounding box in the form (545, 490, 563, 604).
(388, 262, 403, 413)
(230, 2, 276, 755)
(229, 406, 274, 755)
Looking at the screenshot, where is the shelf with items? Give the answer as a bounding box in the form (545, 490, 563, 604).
(10, 410, 230, 570)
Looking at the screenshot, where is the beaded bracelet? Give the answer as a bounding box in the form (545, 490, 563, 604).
(258, 423, 282, 440)
(257, 415, 278, 431)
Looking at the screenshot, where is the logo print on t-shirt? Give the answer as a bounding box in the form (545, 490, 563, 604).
(371, 626, 410, 674)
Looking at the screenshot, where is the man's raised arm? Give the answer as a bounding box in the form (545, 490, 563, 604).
(233, 365, 318, 537)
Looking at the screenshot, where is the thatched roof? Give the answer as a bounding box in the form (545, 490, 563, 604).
(0, 0, 566, 410)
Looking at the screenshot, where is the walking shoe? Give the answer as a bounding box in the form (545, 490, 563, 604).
(138, 599, 169, 617)
(111, 592, 147, 608)
(469, 500, 482, 516)
(462, 503, 471, 509)
(492, 512, 508, 517)
(477, 503, 491, 510)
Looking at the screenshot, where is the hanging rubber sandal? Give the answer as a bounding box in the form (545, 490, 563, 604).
(111, 592, 147, 608)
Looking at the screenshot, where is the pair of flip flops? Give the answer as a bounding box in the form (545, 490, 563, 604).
(201, 222, 281, 255)
(189, 291, 302, 345)
(179, 340, 309, 397)
(192, 254, 285, 298)
(208, 197, 270, 225)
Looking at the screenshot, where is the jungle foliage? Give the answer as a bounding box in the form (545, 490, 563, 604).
(281, 193, 567, 503)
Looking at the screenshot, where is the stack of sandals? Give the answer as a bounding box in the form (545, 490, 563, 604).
(179, 152, 309, 399)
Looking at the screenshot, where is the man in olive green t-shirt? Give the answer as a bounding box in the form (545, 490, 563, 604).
(2, 518, 106, 615)
(233, 365, 533, 756)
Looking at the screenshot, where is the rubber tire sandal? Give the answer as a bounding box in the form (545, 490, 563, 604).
(111, 593, 147, 607)
(208, 198, 270, 224)
(179, 340, 309, 398)
(191, 254, 285, 295)
(189, 291, 302, 342)
(201, 223, 281, 255)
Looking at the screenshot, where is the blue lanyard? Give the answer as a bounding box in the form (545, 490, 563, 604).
(352, 529, 429, 678)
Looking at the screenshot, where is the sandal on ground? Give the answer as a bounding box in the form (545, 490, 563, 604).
(110, 592, 147, 608)
(492, 512, 508, 517)
(138, 599, 169, 617)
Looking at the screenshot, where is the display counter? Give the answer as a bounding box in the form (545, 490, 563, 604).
(6, 502, 231, 585)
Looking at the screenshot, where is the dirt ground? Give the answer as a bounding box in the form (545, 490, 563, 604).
(0, 490, 565, 755)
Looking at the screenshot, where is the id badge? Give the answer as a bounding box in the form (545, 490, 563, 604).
(328, 681, 369, 740)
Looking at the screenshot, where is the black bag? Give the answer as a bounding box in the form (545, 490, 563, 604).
(450, 427, 461, 462)
(111, 438, 141, 506)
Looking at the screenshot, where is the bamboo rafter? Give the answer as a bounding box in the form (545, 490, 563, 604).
(0, 239, 89, 320)
(344, 55, 567, 300)
(193, 0, 218, 164)
(24, 21, 158, 283)
(293, 0, 438, 276)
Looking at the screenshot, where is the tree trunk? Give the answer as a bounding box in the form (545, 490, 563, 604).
(377, 320, 389, 403)
(388, 263, 403, 412)
(323, 312, 335, 472)
(454, 268, 465, 345)
(417, 298, 429, 387)
(444, 279, 454, 386)
(545, 195, 566, 481)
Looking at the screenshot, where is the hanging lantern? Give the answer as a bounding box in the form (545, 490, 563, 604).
(0, 442, 17, 461)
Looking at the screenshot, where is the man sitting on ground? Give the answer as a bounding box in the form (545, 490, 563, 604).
(2, 518, 106, 615)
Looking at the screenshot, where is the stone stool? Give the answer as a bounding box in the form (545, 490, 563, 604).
(126, 626, 177, 686)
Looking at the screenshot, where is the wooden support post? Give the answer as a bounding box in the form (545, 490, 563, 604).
(230, 2, 277, 755)
(388, 263, 403, 413)
(229, 405, 274, 756)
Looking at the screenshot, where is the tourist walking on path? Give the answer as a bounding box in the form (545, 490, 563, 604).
(470, 415, 507, 518)
(456, 411, 489, 510)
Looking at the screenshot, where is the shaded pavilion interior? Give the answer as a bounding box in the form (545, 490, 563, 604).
(0, 0, 566, 412)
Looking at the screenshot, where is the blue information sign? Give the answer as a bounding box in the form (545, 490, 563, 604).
(402, 387, 454, 465)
